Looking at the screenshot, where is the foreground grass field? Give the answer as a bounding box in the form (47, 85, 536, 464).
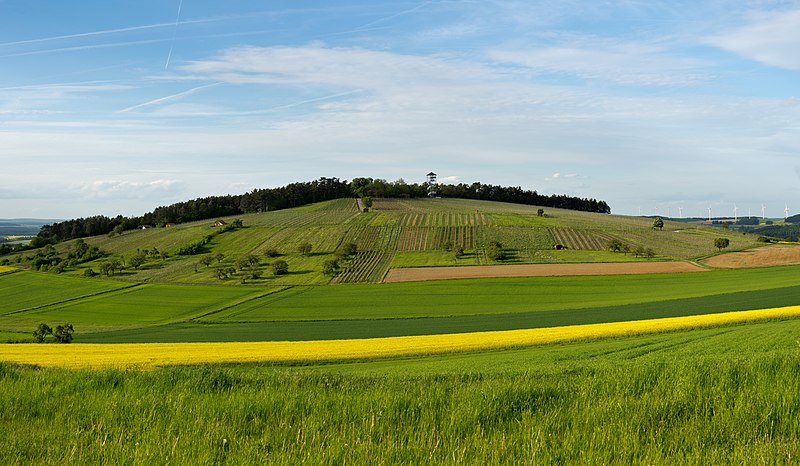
(2, 318, 800, 464)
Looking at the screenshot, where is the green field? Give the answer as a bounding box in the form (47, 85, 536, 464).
(4, 264, 800, 342)
(2, 198, 797, 463)
(3, 319, 800, 464)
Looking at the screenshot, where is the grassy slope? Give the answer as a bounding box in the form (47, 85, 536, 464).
(7, 198, 760, 287)
(2, 319, 800, 464)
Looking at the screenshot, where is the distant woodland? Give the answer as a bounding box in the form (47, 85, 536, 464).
(33, 177, 611, 244)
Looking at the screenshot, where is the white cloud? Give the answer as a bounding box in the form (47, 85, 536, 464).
(488, 38, 711, 87)
(707, 9, 800, 70)
(81, 179, 183, 199)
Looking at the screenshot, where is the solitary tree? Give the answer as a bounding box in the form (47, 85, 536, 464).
(338, 242, 357, 257)
(298, 242, 312, 256)
(33, 323, 52, 343)
(537, 208, 545, 217)
(272, 260, 289, 275)
(128, 251, 147, 269)
(653, 217, 664, 230)
(714, 237, 730, 251)
(607, 238, 624, 252)
(53, 323, 74, 343)
(486, 241, 505, 261)
(322, 259, 339, 276)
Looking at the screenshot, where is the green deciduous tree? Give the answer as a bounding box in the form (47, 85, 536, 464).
(298, 242, 312, 256)
(272, 260, 289, 275)
(33, 323, 52, 343)
(322, 259, 339, 276)
(714, 237, 730, 251)
(53, 323, 74, 343)
(653, 217, 664, 230)
(486, 241, 505, 261)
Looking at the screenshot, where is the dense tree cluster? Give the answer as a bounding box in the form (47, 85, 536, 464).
(35, 177, 611, 244)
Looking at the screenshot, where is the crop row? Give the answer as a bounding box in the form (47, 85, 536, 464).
(333, 251, 394, 284)
(550, 228, 613, 250)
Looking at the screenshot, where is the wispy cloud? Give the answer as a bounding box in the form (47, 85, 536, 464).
(706, 8, 800, 70)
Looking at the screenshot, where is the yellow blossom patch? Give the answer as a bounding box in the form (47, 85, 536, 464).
(0, 266, 15, 274)
(3, 306, 800, 370)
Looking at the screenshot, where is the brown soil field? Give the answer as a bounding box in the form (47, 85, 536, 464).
(383, 261, 706, 283)
(703, 245, 800, 268)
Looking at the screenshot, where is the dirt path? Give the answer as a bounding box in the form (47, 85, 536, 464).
(383, 261, 706, 283)
(703, 245, 800, 268)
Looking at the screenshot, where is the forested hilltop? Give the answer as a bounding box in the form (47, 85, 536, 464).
(34, 177, 610, 244)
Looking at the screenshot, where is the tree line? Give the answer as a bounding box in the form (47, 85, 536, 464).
(33, 177, 610, 244)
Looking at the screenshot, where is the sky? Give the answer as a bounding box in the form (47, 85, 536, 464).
(1, 0, 799, 220)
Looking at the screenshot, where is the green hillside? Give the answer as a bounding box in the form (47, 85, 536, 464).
(7, 198, 761, 286)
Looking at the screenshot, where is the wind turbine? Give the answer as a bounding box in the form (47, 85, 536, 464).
(785, 203, 790, 219)
(678, 207, 683, 218)
(707, 205, 712, 222)
(733, 203, 738, 222)
(762, 204, 766, 220)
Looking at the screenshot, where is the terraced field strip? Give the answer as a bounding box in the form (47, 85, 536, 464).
(384, 261, 705, 282)
(0, 272, 132, 315)
(5, 306, 800, 369)
(549, 228, 611, 250)
(333, 251, 394, 284)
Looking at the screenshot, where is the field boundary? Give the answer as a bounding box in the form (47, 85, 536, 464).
(383, 261, 706, 282)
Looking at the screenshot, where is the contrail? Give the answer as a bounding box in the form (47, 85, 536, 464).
(116, 82, 221, 114)
(165, 0, 184, 70)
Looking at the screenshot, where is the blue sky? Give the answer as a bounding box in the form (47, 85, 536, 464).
(1, 0, 799, 219)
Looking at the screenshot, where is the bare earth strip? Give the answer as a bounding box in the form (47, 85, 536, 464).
(383, 261, 706, 283)
(703, 245, 800, 268)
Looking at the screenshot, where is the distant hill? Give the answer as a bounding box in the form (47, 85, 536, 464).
(7, 198, 760, 285)
(36, 177, 611, 243)
(0, 219, 61, 237)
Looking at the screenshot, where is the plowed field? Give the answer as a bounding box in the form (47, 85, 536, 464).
(383, 261, 706, 282)
(703, 245, 800, 268)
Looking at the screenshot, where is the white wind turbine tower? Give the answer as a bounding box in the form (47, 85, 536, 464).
(785, 203, 790, 219)
(762, 204, 766, 220)
(734, 203, 738, 222)
(707, 205, 712, 222)
(678, 207, 683, 218)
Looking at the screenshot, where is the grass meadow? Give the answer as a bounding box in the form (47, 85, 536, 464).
(2, 318, 800, 464)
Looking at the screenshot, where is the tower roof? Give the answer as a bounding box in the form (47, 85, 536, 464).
(427, 172, 437, 177)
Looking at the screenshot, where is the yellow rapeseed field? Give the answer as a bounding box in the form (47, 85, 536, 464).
(0, 266, 15, 274)
(3, 306, 800, 369)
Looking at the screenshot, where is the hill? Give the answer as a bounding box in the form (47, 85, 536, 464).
(6, 198, 761, 286)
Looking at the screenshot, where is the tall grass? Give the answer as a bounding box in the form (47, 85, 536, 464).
(2, 349, 799, 464)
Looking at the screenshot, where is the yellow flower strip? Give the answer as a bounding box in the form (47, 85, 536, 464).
(0, 266, 15, 274)
(3, 305, 800, 370)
